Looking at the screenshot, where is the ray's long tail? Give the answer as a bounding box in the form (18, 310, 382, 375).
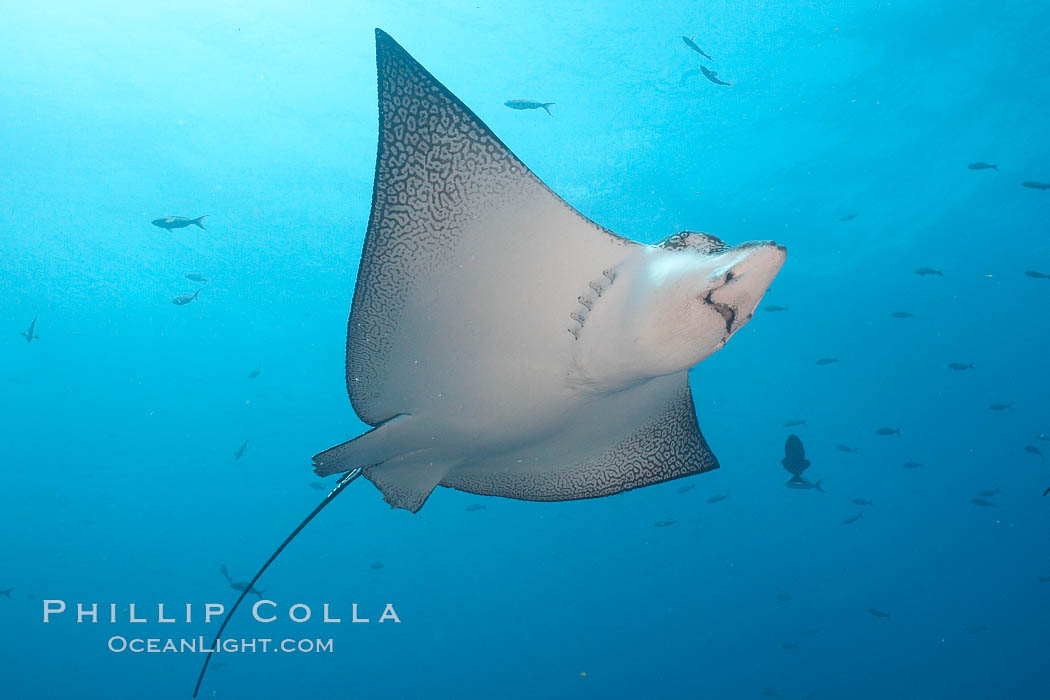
(192, 468, 363, 697)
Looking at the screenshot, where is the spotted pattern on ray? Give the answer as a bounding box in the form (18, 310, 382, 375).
(439, 382, 718, 500)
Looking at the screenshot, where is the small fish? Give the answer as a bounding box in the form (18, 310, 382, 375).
(764, 304, 789, 312)
(1044, 486, 1050, 497)
(760, 689, 780, 697)
(782, 435, 811, 477)
(947, 362, 974, 371)
(234, 440, 248, 460)
(1039, 575, 1050, 582)
(1021, 181, 1050, 190)
(465, 503, 488, 512)
(868, 608, 891, 619)
(699, 65, 731, 86)
(247, 368, 261, 379)
(914, 267, 943, 277)
(852, 498, 872, 506)
(20, 315, 40, 343)
(842, 512, 864, 525)
(966, 624, 988, 634)
(875, 427, 901, 436)
(173, 289, 202, 306)
(890, 311, 915, 319)
(220, 564, 232, 583)
(970, 497, 995, 507)
(977, 489, 999, 498)
(902, 461, 924, 469)
(785, 476, 825, 493)
(0, 588, 13, 599)
(836, 444, 860, 454)
(781, 641, 798, 650)
(839, 213, 858, 222)
(676, 484, 696, 494)
(230, 581, 265, 599)
(653, 519, 678, 527)
(1023, 270, 1050, 279)
(152, 215, 208, 230)
(815, 357, 839, 366)
(967, 162, 998, 172)
(680, 36, 713, 60)
(370, 561, 385, 570)
(504, 99, 554, 116)
(308, 482, 326, 491)
(1039, 434, 1050, 441)
(1024, 445, 1043, 457)
(783, 419, 807, 427)
(706, 492, 729, 504)
(185, 273, 209, 283)
(775, 592, 792, 602)
(988, 403, 1012, 411)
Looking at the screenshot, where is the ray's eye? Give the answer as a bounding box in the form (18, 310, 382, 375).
(724, 270, 735, 282)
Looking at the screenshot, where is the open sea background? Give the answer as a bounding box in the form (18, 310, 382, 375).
(2, 1, 1049, 698)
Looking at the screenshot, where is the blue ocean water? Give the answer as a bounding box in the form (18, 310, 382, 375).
(2, 1, 1049, 698)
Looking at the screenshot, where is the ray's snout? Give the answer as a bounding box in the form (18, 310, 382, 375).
(711, 241, 786, 332)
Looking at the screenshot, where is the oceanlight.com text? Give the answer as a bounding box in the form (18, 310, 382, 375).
(107, 636, 335, 654)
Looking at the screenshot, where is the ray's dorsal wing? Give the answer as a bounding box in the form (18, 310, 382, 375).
(347, 30, 638, 426)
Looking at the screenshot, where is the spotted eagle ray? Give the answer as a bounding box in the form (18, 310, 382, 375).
(193, 29, 784, 696)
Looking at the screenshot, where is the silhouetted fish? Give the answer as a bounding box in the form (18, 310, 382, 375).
(231, 581, 265, 599)
(760, 689, 780, 697)
(680, 36, 713, 60)
(852, 498, 872, 506)
(839, 213, 858, 222)
(947, 362, 974, 371)
(890, 311, 915, 319)
(153, 215, 208, 230)
(234, 440, 248, 460)
(676, 484, 696, 494)
(842, 512, 863, 525)
(977, 489, 999, 498)
(902, 461, 924, 469)
(1039, 433, 1050, 441)
(706, 492, 729, 504)
(700, 65, 730, 86)
(868, 608, 891, 619)
(775, 591, 792, 602)
(966, 624, 988, 634)
(247, 368, 261, 379)
(1044, 486, 1050, 497)
(1040, 575, 1050, 582)
(875, 427, 901, 436)
(988, 403, 1012, 411)
(653, 519, 677, 528)
(782, 435, 810, 477)
(1021, 181, 1050, 190)
(815, 357, 839, 366)
(308, 482, 326, 490)
(914, 267, 943, 277)
(836, 444, 860, 454)
(786, 475, 825, 492)
(0, 588, 13, 599)
(504, 99, 554, 116)
(370, 561, 385, 570)
(1024, 445, 1043, 457)
(20, 315, 39, 343)
(764, 304, 789, 312)
(1024, 270, 1050, 279)
(173, 289, 201, 306)
(783, 419, 807, 427)
(185, 273, 209, 283)
(781, 641, 798, 650)
(971, 497, 995, 507)
(465, 503, 487, 512)
(968, 162, 998, 171)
